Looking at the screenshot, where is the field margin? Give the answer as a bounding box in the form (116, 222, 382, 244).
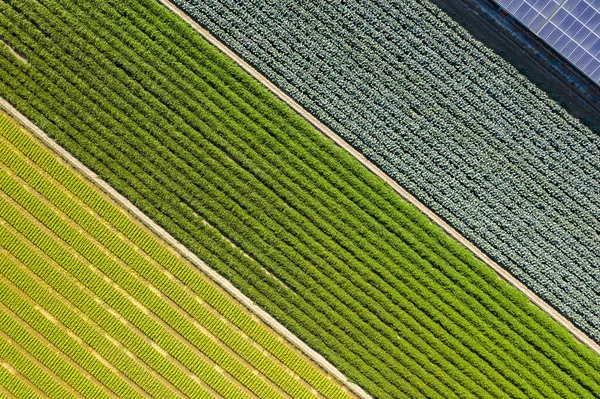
(153, 0, 600, 357)
(0, 98, 370, 399)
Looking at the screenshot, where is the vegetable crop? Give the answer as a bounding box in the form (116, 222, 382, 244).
(0, 0, 599, 398)
(174, 0, 600, 342)
(0, 113, 349, 399)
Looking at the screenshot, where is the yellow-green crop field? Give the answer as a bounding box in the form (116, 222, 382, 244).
(0, 112, 351, 399)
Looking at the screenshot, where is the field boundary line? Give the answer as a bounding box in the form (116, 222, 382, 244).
(0, 39, 28, 64)
(0, 161, 277, 399)
(0, 98, 365, 399)
(153, 0, 600, 358)
(0, 139, 310, 398)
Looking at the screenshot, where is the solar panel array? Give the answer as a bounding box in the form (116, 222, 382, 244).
(494, 0, 600, 84)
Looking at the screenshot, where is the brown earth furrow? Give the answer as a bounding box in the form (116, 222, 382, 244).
(0, 381, 15, 399)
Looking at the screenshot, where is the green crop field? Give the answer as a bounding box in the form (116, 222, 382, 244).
(0, 111, 351, 399)
(1, 0, 600, 398)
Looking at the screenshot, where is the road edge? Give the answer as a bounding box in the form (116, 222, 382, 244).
(155, 0, 600, 357)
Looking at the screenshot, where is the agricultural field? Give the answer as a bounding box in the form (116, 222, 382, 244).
(175, 0, 600, 341)
(0, 111, 351, 399)
(1, 0, 600, 398)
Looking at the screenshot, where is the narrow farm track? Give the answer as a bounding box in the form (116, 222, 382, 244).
(0, 168, 272, 399)
(0, 99, 361, 399)
(0, 330, 84, 399)
(157, 0, 600, 359)
(0, 131, 317, 399)
(0, 109, 356, 399)
(1, 1, 600, 398)
(0, 98, 362, 399)
(173, 0, 600, 342)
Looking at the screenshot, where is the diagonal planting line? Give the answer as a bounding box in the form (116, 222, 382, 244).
(0, 329, 84, 399)
(0, 234, 184, 399)
(153, 0, 600, 361)
(0, 38, 27, 64)
(0, 355, 51, 399)
(0, 161, 274, 399)
(0, 382, 15, 399)
(0, 98, 363, 399)
(0, 301, 119, 399)
(0, 137, 312, 398)
(0, 188, 225, 398)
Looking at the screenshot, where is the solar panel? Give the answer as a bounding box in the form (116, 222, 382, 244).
(493, 0, 600, 85)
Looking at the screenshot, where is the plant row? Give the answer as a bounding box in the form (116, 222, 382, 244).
(175, 0, 600, 339)
(0, 125, 342, 399)
(0, 1, 599, 398)
(0, 114, 348, 399)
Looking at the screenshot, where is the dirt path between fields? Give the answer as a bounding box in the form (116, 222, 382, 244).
(0, 98, 365, 399)
(154, 0, 600, 359)
(0, 139, 313, 398)
(1, 39, 28, 65)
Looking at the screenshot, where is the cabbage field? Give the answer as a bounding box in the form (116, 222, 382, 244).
(1, 0, 600, 398)
(174, 0, 600, 342)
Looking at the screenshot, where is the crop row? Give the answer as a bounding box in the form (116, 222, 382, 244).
(2, 113, 349, 399)
(0, 331, 77, 399)
(0, 0, 599, 398)
(0, 303, 113, 399)
(0, 114, 348, 398)
(0, 111, 330, 395)
(0, 254, 159, 399)
(0, 173, 251, 398)
(176, 0, 600, 339)
(0, 354, 42, 399)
